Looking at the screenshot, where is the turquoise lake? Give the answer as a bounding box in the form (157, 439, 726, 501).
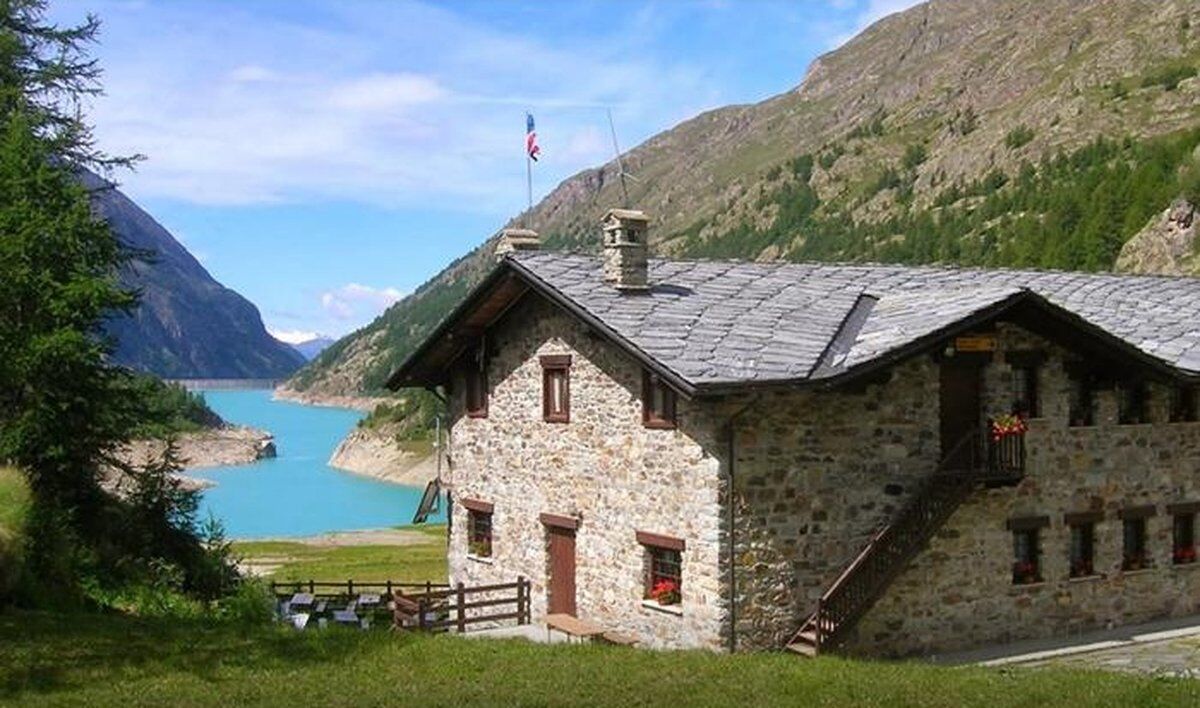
(187, 389, 441, 539)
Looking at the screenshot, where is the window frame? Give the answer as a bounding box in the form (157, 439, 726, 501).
(540, 354, 572, 424)
(462, 498, 494, 559)
(1169, 386, 1198, 423)
(1119, 506, 1155, 571)
(1169, 502, 1199, 565)
(642, 371, 678, 429)
(1007, 516, 1047, 585)
(1067, 520, 1096, 579)
(1006, 352, 1043, 418)
(1067, 370, 1094, 427)
(637, 531, 684, 606)
(1117, 380, 1147, 425)
(464, 364, 488, 419)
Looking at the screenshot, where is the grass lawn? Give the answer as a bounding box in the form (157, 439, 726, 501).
(232, 524, 447, 583)
(2, 609, 1198, 707)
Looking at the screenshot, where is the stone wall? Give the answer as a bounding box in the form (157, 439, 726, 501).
(445, 295, 728, 649)
(726, 356, 942, 650)
(848, 324, 1200, 657)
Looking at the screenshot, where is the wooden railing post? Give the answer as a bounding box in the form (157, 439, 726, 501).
(456, 582, 466, 633)
(516, 575, 527, 625)
(308, 579, 314, 594)
(348, 579, 355, 597)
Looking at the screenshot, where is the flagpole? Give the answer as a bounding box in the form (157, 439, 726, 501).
(526, 150, 532, 214)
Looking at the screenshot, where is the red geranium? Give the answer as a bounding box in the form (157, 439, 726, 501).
(1174, 546, 1197, 564)
(992, 414, 1028, 442)
(649, 579, 680, 605)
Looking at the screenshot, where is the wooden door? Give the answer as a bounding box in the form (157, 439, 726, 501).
(546, 526, 576, 616)
(940, 361, 982, 471)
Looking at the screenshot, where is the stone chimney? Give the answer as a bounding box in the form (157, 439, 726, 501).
(601, 208, 649, 291)
(494, 227, 540, 261)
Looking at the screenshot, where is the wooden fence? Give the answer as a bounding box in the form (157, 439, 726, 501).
(269, 577, 531, 634)
(399, 578, 532, 633)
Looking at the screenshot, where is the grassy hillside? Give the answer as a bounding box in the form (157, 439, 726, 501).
(3, 609, 1198, 707)
(286, 0, 1200, 405)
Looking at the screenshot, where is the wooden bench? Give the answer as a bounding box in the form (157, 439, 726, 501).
(545, 613, 607, 644)
(598, 630, 639, 647)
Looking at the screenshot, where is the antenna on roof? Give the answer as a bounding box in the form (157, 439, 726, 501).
(607, 108, 634, 208)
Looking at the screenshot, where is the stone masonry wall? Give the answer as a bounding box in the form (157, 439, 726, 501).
(726, 356, 941, 650)
(445, 295, 728, 649)
(848, 323, 1200, 657)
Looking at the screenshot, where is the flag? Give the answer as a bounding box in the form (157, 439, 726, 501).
(526, 113, 541, 162)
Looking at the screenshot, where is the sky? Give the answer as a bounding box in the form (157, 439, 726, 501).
(53, 0, 923, 342)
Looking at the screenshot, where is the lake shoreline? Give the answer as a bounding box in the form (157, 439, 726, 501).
(192, 390, 441, 538)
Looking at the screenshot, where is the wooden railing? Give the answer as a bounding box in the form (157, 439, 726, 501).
(270, 577, 532, 634)
(789, 425, 1027, 655)
(396, 578, 532, 633)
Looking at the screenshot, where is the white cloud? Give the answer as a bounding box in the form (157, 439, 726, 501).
(319, 283, 405, 323)
(81, 1, 722, 214)
(228, 64, 281, 84)
(329, 73, 448, 111)
(267, 328, 323, 345)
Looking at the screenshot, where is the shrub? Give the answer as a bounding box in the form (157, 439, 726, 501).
(902, 144, 928, 171)
(1005, 125, 1036, 150)
(1141, 62, 1198, 91)
(1181, 157, 1200, 205)
(217, 579, 275, 626)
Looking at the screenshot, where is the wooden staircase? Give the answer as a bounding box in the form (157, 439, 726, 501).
(785, 427, 1024, 657)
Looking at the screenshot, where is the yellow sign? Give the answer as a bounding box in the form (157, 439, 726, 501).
(955, 335, 996, 352)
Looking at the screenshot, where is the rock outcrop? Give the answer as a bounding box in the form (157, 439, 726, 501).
(328, 425, 437, 488)
(1116, 198, 1199, 276)
(116, 426, 276, 470)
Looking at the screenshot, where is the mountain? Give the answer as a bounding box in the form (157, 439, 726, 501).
(285, 0, 1200, 401)
(292, 336, 336, 361)
(84, 170, 307, 379)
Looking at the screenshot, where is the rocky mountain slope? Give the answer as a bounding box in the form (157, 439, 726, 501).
(286, 0, 1200, 401)
(85, 170, 306, 378)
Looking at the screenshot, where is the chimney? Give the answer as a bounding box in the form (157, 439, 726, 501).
(601, 208, 649, 291)
(494, 227, 540, 261)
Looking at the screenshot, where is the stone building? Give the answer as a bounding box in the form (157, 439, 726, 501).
(388, 211, 1200, 657)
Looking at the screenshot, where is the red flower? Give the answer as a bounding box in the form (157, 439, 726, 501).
(649, 579, 680, 605)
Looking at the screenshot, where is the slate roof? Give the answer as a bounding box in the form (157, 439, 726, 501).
(502, 252, 1200, 392)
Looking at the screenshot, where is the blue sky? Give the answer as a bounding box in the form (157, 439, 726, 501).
(55, 0, 920, 341)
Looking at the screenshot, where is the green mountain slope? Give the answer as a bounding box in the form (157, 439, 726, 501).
(284, 0, 1200, 401)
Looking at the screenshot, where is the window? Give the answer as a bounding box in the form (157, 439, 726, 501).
(1067, 371, 1094, 427)
(1011, 529, 1042, 585)
(637, 531, 684, 606)
(1172, 508, 1197, 565)
(1068, 522, 1096, 578)
(465, 365, 488, 418)
(1007, 355, 1041, 418)
(1118, 381, 1147, 425)
(463, 499, 493, 558)
(540, 355, 571, 423)
(1007, 516, 1047, 585)
(1121, 515, 1150, 571)
(642, 371, 677, 429)
(1170, 387, 1197, 423)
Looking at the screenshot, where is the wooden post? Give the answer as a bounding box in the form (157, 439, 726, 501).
(456, 582, 466, 633)
(349, 579, 355, 596)
(386, 580, 393, 597)
(517, 576, 527, 625)
(308, 579, 314, 594)
(815, 598, 823, 651)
